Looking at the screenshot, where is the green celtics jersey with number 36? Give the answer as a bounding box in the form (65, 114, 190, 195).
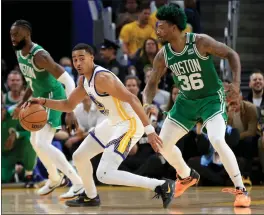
(16, 43, 64, 98)
(163, 33, 223, 99)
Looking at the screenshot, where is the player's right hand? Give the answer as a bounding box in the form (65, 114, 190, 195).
(147, 132, 163, 153)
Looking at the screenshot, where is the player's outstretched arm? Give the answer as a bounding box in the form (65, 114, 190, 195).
(197, 34, 241, 98)
(95, 72, 163, 151)
(30, 76, 86, 113)
(142, 48, 167, 106)
(33, 51, 75, 97)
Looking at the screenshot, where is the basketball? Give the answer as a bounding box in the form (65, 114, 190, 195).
(19, 104, 47, 132)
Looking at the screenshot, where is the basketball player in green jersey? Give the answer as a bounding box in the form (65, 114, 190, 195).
(143, 4, 251, 207)
(10, 20, 84, 199)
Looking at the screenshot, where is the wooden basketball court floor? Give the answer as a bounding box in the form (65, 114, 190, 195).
(2, 186, 264, 214)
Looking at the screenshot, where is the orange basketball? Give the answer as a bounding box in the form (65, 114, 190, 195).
(19, 104, 47, 132)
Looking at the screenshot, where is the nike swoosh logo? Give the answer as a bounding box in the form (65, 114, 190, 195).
(84, 198, 91, 202)
(166, 184, 171, 193)
(48, 185, 56, 190)
(234, 173, 240, 177)
(73, 188, 83, 194)
(168, 57, 173, 60)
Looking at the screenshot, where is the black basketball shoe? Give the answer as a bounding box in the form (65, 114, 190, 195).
(65, 191, 101, 207)
(153, 178, 175, 208)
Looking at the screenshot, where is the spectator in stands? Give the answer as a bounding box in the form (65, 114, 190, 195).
(119, 2, 156, 58)
(258, 122, 264, 182)
(144, 65, 170, 108)
(3, 70, 24, 107)
(132, 38, 159, 88)
(59, 57, 76, 82)
(99, 39, 128, 83)
(247, 70, 264, 108)
(184, 0, 202, 33)
(227, 94, 258, 186)
(149, 0, 168, 29)
(1, 104, 36, 187)
(60, 57, 72, 68)
(116, 0, 139, 37)
(161, 85, 179, 111)
(64, 95, 105, 156)
(124, 75, 143, 103)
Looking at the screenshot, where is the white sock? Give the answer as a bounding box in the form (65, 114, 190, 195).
(73, 135, 103, 199)
(97, 149, 165, 191)
(206, 115, 245, 189)
(159, 118, 191, 178)
(34, 124, 82, 185)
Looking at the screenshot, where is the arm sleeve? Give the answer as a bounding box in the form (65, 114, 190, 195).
(57, 72, 76, 98)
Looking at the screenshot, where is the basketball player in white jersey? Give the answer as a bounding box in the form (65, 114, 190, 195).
(28, 43, 175, 208)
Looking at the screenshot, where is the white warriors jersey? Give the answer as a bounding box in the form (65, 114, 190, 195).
(83, 65, 136, 125)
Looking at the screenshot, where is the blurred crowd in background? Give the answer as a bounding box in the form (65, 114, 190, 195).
(2, 0, 264, 188)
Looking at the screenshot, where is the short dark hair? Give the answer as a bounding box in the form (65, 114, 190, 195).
(156, 3, 187, 31)
(124, 75, 141, 87)
(250, 69, 264, 79)
(138, 2, 150, 12)
(72, 43, 94, 55)
(8, 70, 22, 77)
(12, 20, 32, 34)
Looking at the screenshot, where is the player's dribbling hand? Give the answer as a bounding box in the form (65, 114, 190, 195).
(147, 132, 163, 153)
(12, 106, 21, 119)
(21, 98, 45, 109)
(65, 112, 79, 133)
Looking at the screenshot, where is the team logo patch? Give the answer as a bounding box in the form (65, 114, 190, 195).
(188, 48, 194, 55)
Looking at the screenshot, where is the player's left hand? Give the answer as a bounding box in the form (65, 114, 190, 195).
(65, 112, 79, 133)
(147, 132, 163, 153)
(5, 131, 16, 150)
(226, 83, 240, 102)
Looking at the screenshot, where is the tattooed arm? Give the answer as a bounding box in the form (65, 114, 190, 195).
(196, 34, 241, 98)
(143, 48, 167, 105)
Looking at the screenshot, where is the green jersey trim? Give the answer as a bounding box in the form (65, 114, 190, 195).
(6, 92, 21, 104)
(31, 49, 45, 72)
(192, 34, 209, 60)
(167, 33, 190, 56)
(19, 44, 37, 60)
(168, 113, 189, 132)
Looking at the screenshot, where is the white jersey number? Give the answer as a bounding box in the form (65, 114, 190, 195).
(178, 73, 204, 91)
(25, 77, 34, 91)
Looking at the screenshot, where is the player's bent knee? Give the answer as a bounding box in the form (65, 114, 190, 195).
(96, 166, 110, 184)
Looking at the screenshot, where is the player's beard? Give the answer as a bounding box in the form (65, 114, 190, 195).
(13, 38, 26, 51)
